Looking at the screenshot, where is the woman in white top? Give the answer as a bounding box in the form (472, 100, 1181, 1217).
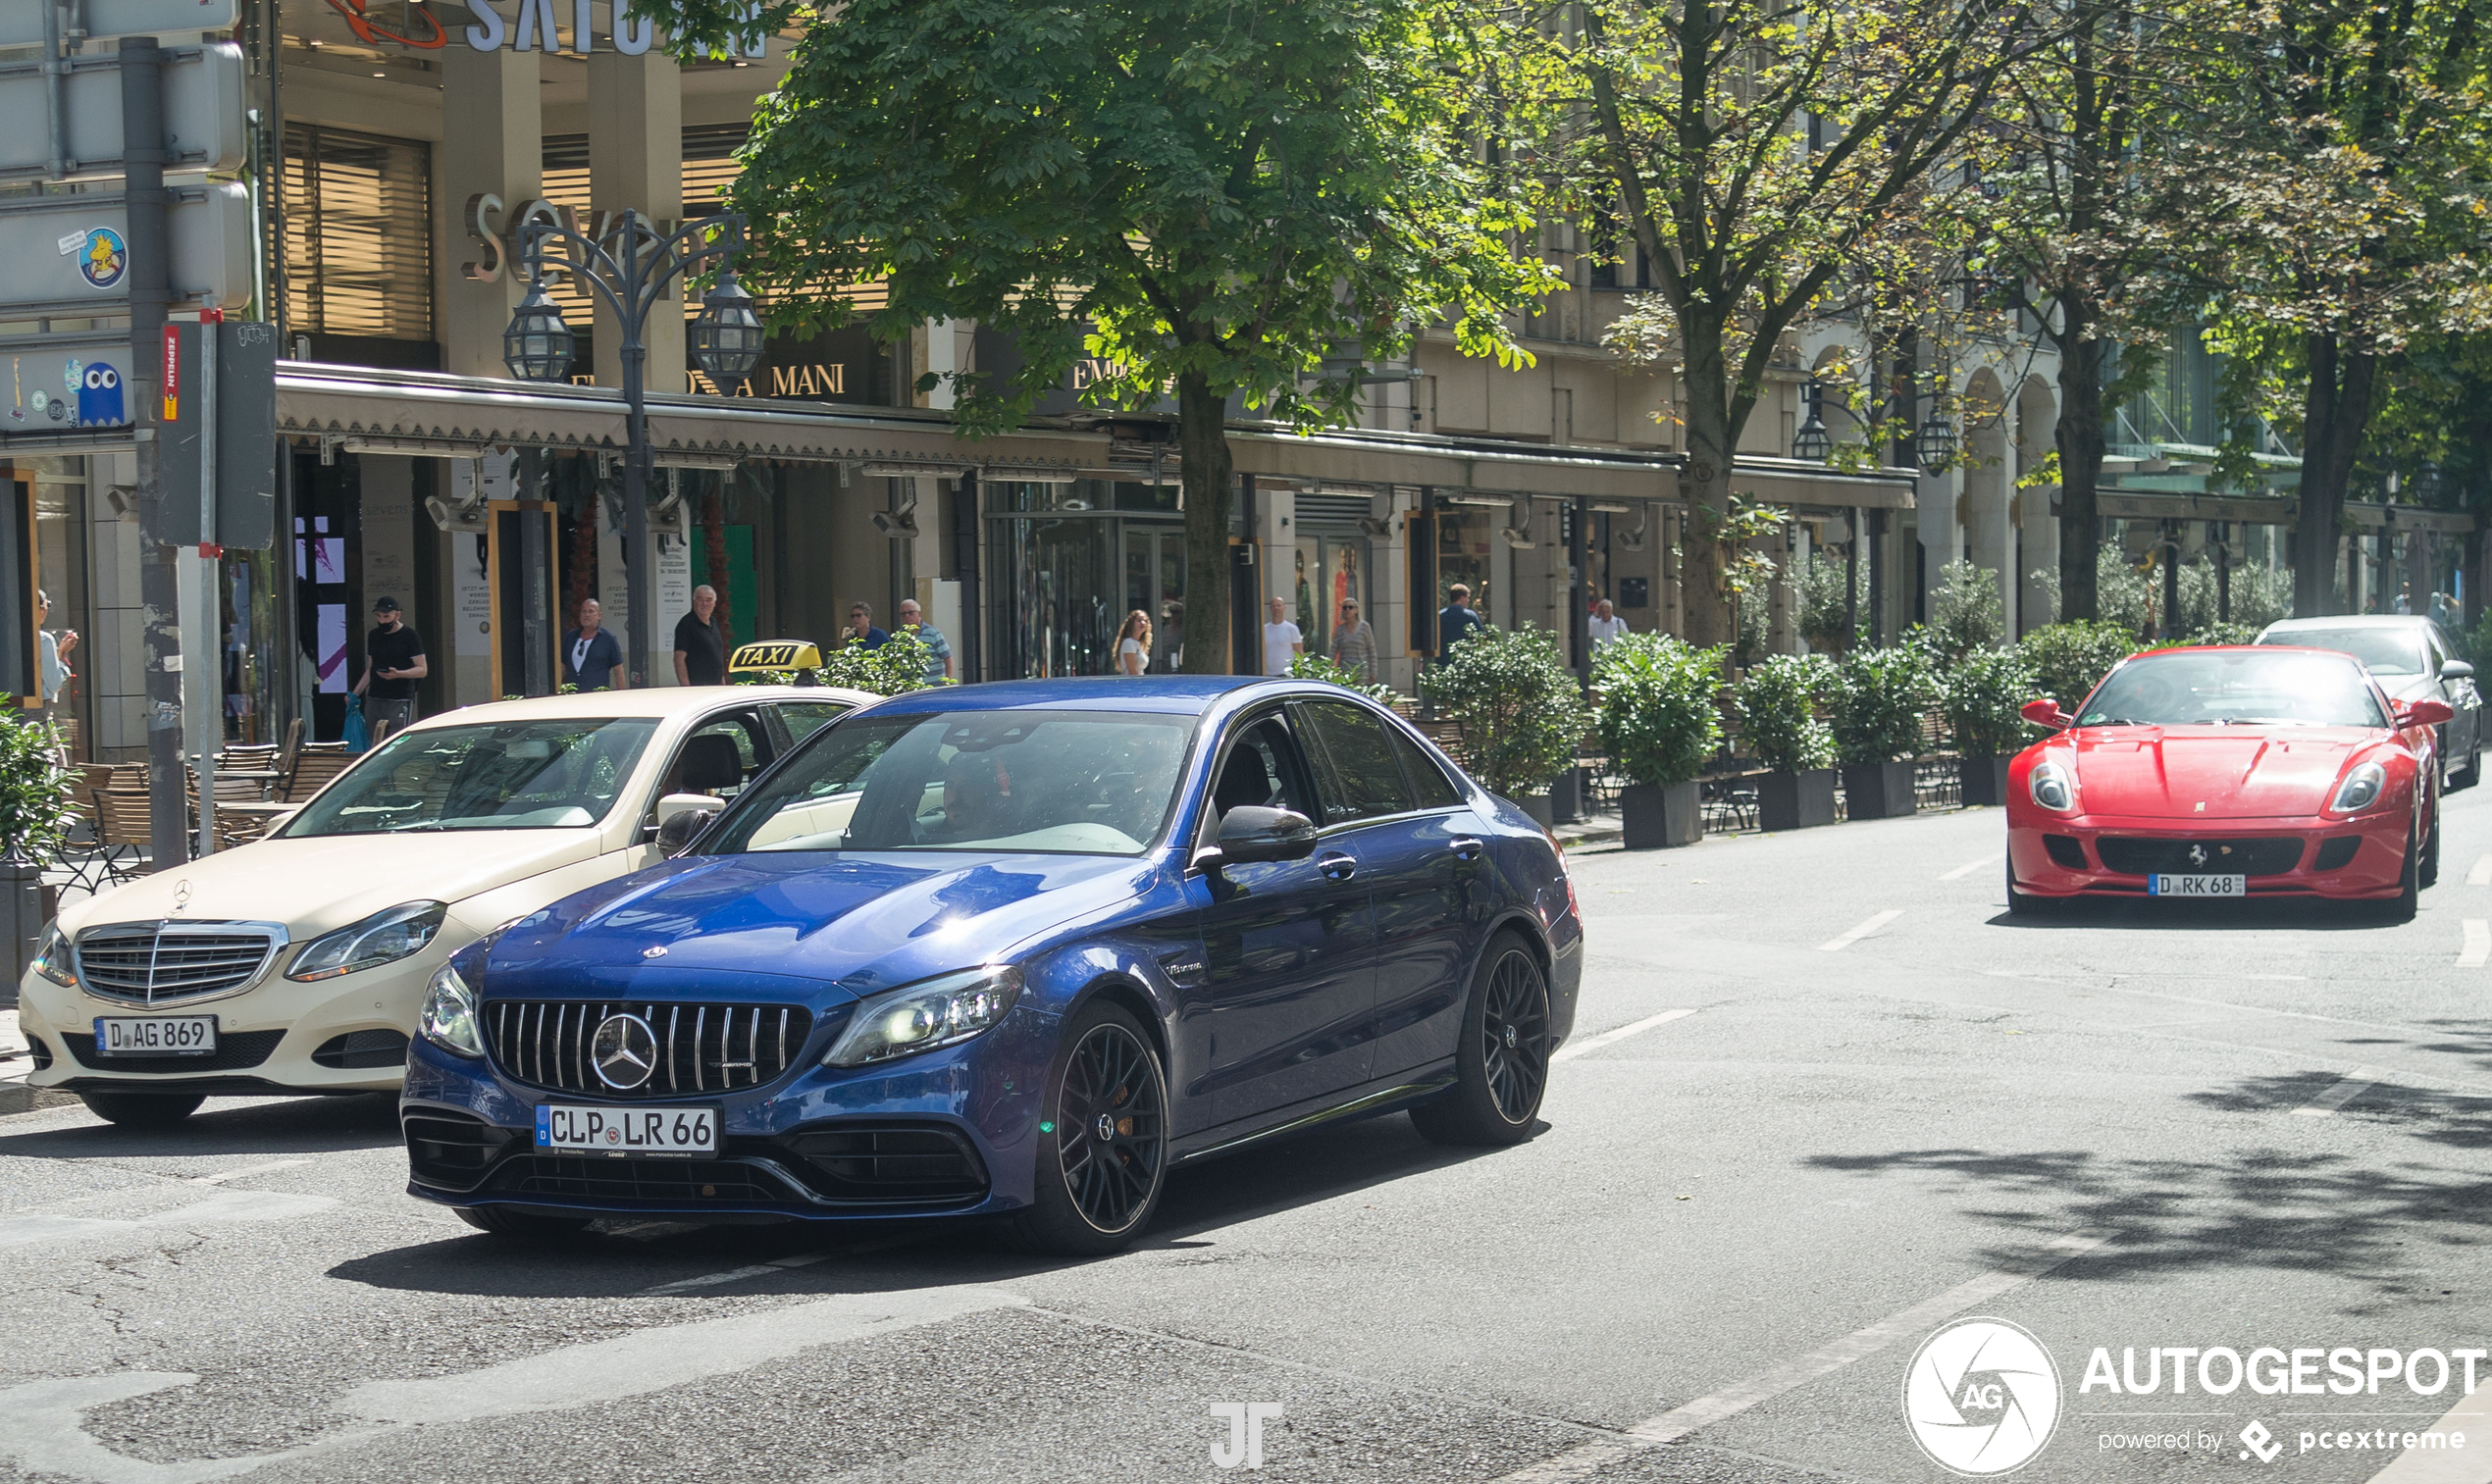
(1116, 609, 1152, 676)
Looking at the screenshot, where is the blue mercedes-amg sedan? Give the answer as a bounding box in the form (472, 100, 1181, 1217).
(400, 676, 1583, 1254)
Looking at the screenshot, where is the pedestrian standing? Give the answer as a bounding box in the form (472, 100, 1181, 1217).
(562, 598, 627, 691)
(846, 602, 890, 649)
(1262, 595, 1304, 676)
(1587, 597, 1629, 653)
(1116, 609, 1153, 676)
(353, 596, 427, 735)
(1437, 584, 1486, 657)
(34, 589, 77, 713)
(898, 597, 954, 682)
(1329, 598, 1376, 681)
(673, 585, 729, 687)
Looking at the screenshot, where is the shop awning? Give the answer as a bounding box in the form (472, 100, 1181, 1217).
(272, 362, 1922, 507)
(2096, 489, 2476, 533)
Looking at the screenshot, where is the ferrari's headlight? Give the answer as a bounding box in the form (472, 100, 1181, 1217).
(2331, 762, 2387, 814)
(31, 923, 76, 988)
(823, 966, 1023, 1068)
(286, 900, 448, 981)
(2029, 760, 2076, 813)
(417, 964, 484, 1058)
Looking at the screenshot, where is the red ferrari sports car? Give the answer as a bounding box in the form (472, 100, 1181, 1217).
(2005, 645, 2455, 919)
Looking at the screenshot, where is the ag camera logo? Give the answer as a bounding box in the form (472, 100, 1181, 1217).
(1903, 1317, 2063, 1475)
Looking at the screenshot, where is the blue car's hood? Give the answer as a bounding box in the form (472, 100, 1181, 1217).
(481, 850, 1162, 998)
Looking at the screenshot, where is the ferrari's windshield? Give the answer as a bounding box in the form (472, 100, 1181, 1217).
(280, 718, 659, 835)
(2257, 626, 2429, 677)
(707, 709, 1195, 856)
(2078, 651, 2389, 729)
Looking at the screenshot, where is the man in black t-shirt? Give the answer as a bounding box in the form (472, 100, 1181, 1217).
(673, 585, 728, 687)
(353, 596, 427, 739)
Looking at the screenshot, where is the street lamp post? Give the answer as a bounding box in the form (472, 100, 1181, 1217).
(501, 210, 765, 687)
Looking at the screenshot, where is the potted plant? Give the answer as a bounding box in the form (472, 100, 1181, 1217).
(1420, 625, 1587, 827)
(2016, 621, 2138, 722)
(1593, 633, 1725, 848)
(1735, 654, 1838, 830)
(1826, 641, 1935, 819)
(1942, 645, 2041, 807)
(0, 719, 76, 974)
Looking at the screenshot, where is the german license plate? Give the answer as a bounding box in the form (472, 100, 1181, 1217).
(535, 1102, 718, 1156)
(94, 1016, 217, 1055)
(2150, 873, 2246, 897)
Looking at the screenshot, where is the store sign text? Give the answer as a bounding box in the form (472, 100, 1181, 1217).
(387, 0, 768, 56)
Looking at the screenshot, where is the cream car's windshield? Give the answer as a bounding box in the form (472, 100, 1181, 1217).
(279, 719, 660, 836)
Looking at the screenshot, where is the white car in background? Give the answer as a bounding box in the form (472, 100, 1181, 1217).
(17, 684, 877, 1126)
(2257, 615, 2481, 790)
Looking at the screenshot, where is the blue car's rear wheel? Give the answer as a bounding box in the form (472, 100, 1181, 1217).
(1011, 1001, 1168, 1254)
(1412, 934, 1550, 1147)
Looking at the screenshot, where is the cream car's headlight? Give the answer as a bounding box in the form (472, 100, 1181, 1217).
(823, 966, 1022, 1068)
(31, 923, 76, 988)
(286, 901, 448, 982)
(418, 964, 484, 1058)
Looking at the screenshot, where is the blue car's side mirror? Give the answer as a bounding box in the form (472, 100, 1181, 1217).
(1201, 806, 1319, 868)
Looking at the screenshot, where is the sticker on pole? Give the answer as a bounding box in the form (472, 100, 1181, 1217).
(74, 228, 128, 290)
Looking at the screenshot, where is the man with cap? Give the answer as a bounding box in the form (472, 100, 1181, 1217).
(353, 596, 427, 739)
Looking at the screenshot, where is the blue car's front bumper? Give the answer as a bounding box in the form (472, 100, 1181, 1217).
(399, 1004, 1057, 1224)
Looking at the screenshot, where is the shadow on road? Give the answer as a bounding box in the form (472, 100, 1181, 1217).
(326, 1108, 1526, 1300)
(0, 1092, 400, 1159)
(1985, 896, 2397, 932)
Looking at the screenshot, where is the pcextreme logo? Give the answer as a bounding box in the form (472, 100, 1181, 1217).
(1903, 1318, 2064, 1476)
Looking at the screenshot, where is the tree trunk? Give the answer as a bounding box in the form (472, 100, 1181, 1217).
(1177, 370, 1236, 674)
(1678, 322, 1736, 648)
(2294, 331, 2377, 618)
(2055, 318, 2105, 624)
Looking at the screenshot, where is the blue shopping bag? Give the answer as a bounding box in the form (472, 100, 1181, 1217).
(341, 694, 370, 753)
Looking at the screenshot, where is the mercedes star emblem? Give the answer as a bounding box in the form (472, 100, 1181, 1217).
(591, 1012, 660, 1090)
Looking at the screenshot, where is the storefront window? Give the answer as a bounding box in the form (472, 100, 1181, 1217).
(989, 481, 1183, 679)
(282, 124, 434, 357)
(1436, 510, 1493, 614)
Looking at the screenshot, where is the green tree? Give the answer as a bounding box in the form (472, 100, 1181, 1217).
(645, 0, 1551, 675)
(1927, 558, 2003, 662)
(1941, 643, 2041, 756)
(2018, 619, 2137, 711)
(1502, 0, 2043, 646)
(1419, 626, 1588, 797)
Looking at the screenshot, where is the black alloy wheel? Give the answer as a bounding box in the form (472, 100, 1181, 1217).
(2421, 797, 2443, 890)
(1010, 1001, 1168, 1255)
(1412, 934, 1551, 1147)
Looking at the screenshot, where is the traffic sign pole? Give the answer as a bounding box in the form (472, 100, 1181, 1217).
(124, 35, 188, 870)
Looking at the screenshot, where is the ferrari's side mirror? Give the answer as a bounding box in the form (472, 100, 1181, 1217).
(2399, 698, 2456, 730)
(2020, 698, 2073, 731)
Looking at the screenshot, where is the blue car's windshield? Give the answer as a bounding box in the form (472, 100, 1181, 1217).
(707, 709, 1195, 856)
(2078, 651, 2388, 729)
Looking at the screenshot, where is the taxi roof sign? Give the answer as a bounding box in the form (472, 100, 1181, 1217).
(730, 640, 822, 672)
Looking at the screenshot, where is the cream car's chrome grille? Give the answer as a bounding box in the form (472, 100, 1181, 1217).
(75, 922, 284, 1005)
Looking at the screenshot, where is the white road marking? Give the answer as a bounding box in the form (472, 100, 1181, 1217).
(1551, 1008, 1696, 1063)
(2365, 1369, 2492, 1481)
(1489, 1230, 2116, 1481)
(0, 1371, 384, 1484)
(638, 1238, 904, 1296)
(2290, 1066, 2386, 1117)
(340, 1285, 1025, 1424)
(185, 1159, 309, 1186)
(2464, 920, 2491, 969)
(1817, 909, 1903, 952)
(0, 1190, 337, 1251)
(1939, 854, 1998, 881)
(2468, 853, 2492, 886)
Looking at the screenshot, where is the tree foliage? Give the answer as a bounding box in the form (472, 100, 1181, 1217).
(1735, 654, 1839, 774)
(1420, 626, 1588, 797)
(2017, 619, 2138, 711)
(0, 721, 76, 864)
(1593, 633, 1727, 787)
(1825, 643, 1939, 764)
(1942, 643, 2042, 756)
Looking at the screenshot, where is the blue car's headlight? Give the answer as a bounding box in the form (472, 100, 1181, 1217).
(286, 900, 448, 981)
(824, 966, 1023, 1068)
(418, 964, 485, 1058)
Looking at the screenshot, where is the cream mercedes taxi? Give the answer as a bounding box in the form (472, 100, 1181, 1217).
(18, 684, 877, 1125)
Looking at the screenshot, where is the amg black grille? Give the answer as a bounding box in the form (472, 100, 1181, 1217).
(76, 923, 280, 1004)
(404, 1110, 518, 1187)
(2096, 837, 2306, 877)
(312, 1029, 410, 1069)
(483, 999, 814, 1098)
(2044, 835, 2089, 870)
(66, 1028, 283, 1073)
(2315, 836, 2363, 871)
(784, 1124, 989, 1203)
(492, 1154, 800, 1203)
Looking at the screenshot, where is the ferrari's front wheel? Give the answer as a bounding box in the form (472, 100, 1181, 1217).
(2380, 827, 2420, 924)
(2004, 858, 2054, 917)
(2420, 802, 2442, 890)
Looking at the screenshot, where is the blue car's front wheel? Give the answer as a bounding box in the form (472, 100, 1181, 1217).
(1011, 1000, 1168, 1255)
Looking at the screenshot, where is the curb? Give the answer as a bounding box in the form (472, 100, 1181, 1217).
(0, 1081, 76, 1116)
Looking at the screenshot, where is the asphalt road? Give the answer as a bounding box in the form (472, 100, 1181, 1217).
(5, 793, 2492, 1484)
